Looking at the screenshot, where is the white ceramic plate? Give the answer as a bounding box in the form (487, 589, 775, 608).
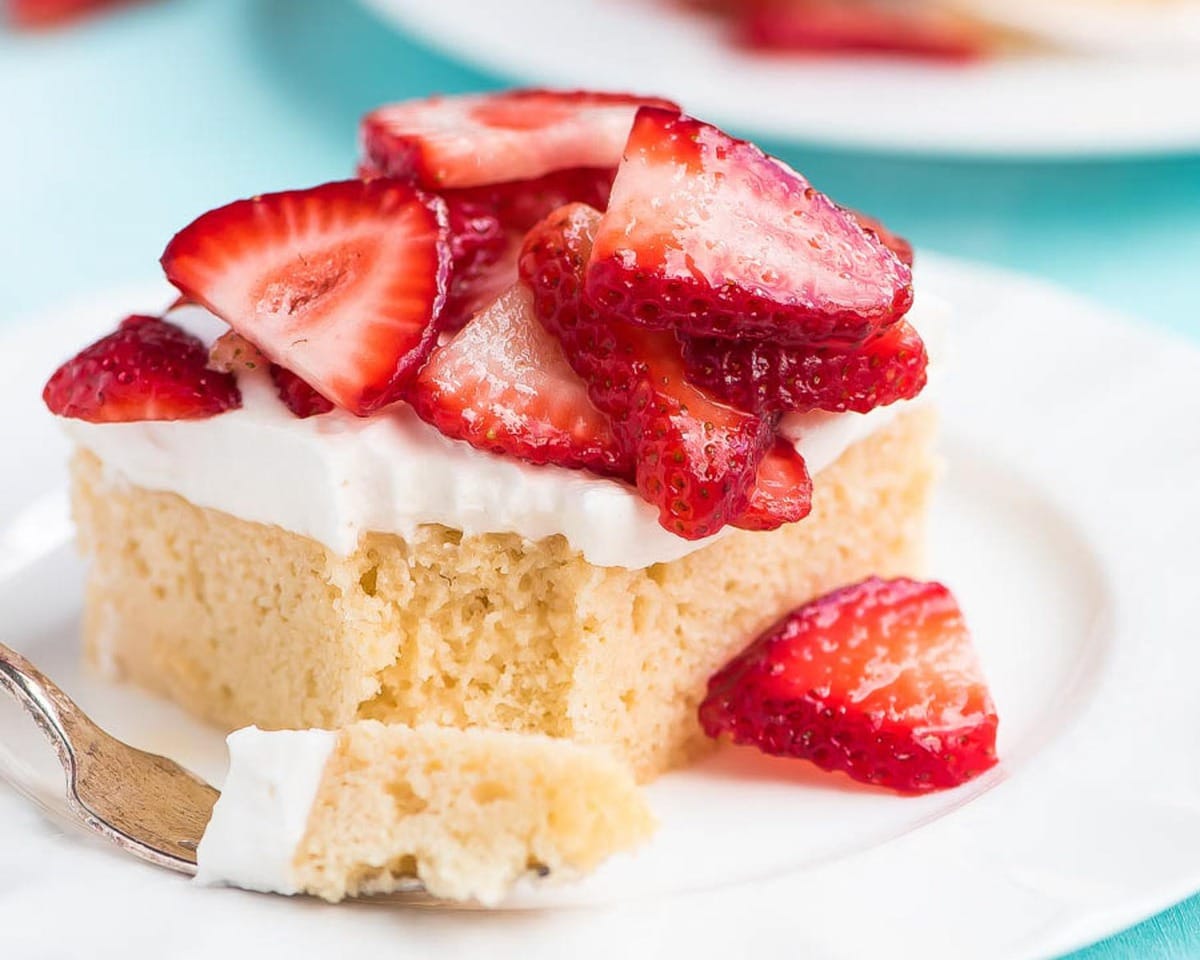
(357, 0, 1200, 157)
(3, 256, 1200, 958)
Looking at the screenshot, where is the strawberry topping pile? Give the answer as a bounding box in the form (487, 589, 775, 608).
(43, 89, 924, 543)
(700, 578, 999, 793)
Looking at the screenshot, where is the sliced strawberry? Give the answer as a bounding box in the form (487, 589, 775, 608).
(681, 319, 928, 416)
(7, 0, 140, 28)
(410, 283, 632, 479)
(360, 90, 679, 190)
(161, 179, 450, 417)
(437, 195, 511, 330)
(520, 203, 773, 539)
(428, 169, 621, 330)
(439, 227, 523, 332)
(443, 167, 617, 232)
(738, 0, 990, 62)
(209, 331, 334, 418)
(732, 438, 813, 531)
(43, 315, 240, 423)
(587, 108, 913, 348)
(354, 166, 617, 332)
(270, 365, 335, 419)
(846, 208, 915, 268)
(700, 577, 999, 794)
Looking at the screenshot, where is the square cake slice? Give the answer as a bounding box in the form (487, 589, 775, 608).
(70, 406, 935, 782)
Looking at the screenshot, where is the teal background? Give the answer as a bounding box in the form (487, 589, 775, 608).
(1, 1, 1197, 954)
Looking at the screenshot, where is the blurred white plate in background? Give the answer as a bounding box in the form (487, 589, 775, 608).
(358, 0, 1200, 156)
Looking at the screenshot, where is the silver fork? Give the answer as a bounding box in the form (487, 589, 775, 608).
(0, 640, 217, 874)
(0, 640, 443, 904)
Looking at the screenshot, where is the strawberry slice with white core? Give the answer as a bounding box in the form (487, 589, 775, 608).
(360, 90, 679, 189)
(587, 108, 913, 347)
(410, 283, 632, 479)
(161, 179, 450, 417)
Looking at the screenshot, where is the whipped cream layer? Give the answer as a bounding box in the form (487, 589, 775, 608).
(195, 727, 337, 895)
(63, 301, 940, 569)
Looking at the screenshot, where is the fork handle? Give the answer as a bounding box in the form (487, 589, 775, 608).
(0, 641, 80, 777)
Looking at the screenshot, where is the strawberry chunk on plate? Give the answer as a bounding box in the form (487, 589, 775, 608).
(681, 319, 928, 415)
(161, 179, 451, 417)
(700, 577, 999, 794)
(520, 203, 773, 540)
(360, 89, 679, 190)
(410, 283, 632, 480)
(587, 108, 913, 347)
(43, 315, 241, 423)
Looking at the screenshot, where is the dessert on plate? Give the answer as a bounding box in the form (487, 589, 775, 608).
(42, 89, 997, 902)
(680, 0, 1200, 59)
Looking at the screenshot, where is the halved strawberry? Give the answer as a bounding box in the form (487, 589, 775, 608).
(732, 438, 813, 531)
(410, 283, 632, 479)
(160, 179, 450, 417)
(360, 90, 679, 190)
(270, 365, 335, 419)
(520, 203, 772, 539)
(587, 108, 913, 347)
(43, 315, 240, 423)
(681, 319, 928, 415)
(699, 577, 999, 794)
(738, 0, 990, 62)
(846, 208, 915, 268)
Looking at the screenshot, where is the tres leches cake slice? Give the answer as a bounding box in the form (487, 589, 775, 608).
(47, 91, 935, 791)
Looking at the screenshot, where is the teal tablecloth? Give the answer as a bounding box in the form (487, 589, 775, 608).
(2, 1, 1197, 954)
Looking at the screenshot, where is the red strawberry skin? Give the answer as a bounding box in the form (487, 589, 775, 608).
(732, 438, 813, 531)
(520, 203, 772, 539)
(410, 283, 632, 479)
(360, 90, 679, 190)
(161, 179, 450, 417)
(357, 165, 618, 332)
(681, 319, 928, 416)
(846, 208, 915, 268)
(434, 167, 615, 330)
(43, 315, 241, 423)
(269, 365, 335, 419)
(700, 577, 999, 794)
(587, 108, 913, 347)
